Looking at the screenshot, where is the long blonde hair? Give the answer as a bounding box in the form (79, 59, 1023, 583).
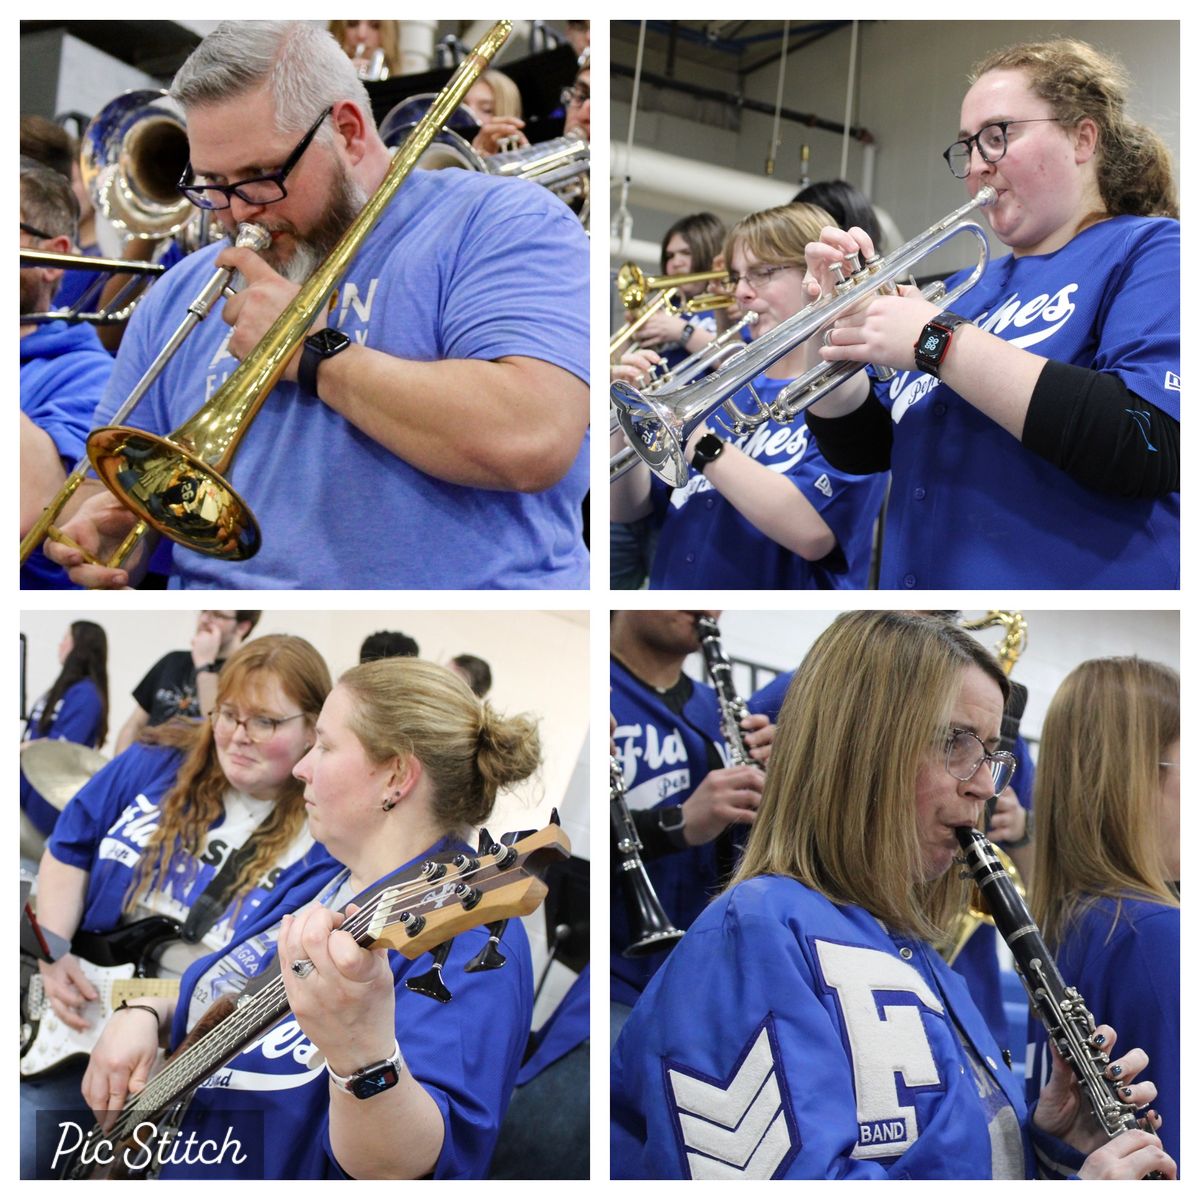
(1031, 657, 1179, 947)
(129, 635, 332, 915)
(730, 611, 1009, 941)
(339, 658, 541, 831)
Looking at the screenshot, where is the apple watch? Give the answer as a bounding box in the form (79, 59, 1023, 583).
(913, 312, 970, 379)
(691, 433, 725, 474)
(326, 1040, 405, 1100)
(299, 328, 352, 399)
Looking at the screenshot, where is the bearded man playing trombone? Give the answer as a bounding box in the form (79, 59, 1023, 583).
(46, 20, 590, 590)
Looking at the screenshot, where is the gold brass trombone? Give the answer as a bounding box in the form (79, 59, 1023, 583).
(68, 21, 513, 567)
(19, 250, 166, 327)
(609, 286, 737, 361)
(20, 224, 271, 570)
(616, 263, 729, 310)
(611, 186, 997, 488)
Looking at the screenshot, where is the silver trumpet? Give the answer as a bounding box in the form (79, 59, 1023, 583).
(610, 311, 757, 483)
(611, 186, 997, 487)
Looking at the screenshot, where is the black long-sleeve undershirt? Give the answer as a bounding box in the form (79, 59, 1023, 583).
(805, 362, 1178, 498)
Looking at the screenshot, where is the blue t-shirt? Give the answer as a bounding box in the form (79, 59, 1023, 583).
(161, 844, 533, 1179)
(611, 659, 728, 1005)
(871, 215, 1179, 589)
(1026, 895, 1179, 1170)
(21, 320, 115, 590)
(93, 169, 590, 589)
(20, 679, 105, 837)
(47, 743, 313, 947)
(612, 876, 1082, 1179)
(649, 376, 887, 589)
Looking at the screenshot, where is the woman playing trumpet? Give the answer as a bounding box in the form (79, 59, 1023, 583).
(611, 203, 887, 589)
(803, 39, 1178, 589)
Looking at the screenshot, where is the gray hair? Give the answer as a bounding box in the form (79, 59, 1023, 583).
(20, 160, 79, 242)
(171, 21, 374, 141)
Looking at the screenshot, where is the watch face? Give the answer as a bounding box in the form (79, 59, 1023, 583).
(919, 332, 945, 356)
(311, 328, 350, 355)
(350, 1063, 400, 1100)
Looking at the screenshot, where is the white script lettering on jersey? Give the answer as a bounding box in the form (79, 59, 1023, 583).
(98, 793, 162, 863)
(613, 721, 690, 806)
(888, 283, 1079, 423)
(814, 939, 944, 1159)
(669, 423, 810, 508)
(668, 1019, 797, 1179)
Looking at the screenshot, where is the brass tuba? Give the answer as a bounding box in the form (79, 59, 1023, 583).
(82, 21, 514, 564)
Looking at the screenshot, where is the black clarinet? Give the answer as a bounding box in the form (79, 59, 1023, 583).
(695, 616, 761, 770)
(955, 828, 1162, 1178)
(611, 757, 684, 958)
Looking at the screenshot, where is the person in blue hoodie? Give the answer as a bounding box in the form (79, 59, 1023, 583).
(20, 161, 114, 590)
(613, 612, 1174, 1180)
(78, 657, 545, 1179)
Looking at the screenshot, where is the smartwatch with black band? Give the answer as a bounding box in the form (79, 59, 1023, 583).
(326, 1040, 405, 1099)
(299, 328, 352, 399)
(691, 433, 725, 474)
(679, 320, 696, 347)
(913, 311, 970, 379)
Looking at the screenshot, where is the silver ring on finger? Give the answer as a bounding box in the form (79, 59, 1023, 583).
(291, 959, 315, 979)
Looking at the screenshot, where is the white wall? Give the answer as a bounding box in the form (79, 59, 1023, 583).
(613, 20, 1179, 276)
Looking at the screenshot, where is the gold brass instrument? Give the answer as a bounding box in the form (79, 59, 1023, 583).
(19, 250, 165, 327)
(616, 263, 729, 311)
(77, 21, 513, 565)
(940, 609, 1029, 966)
(612, 186, 997, 488)
(610, 312, 757, 482)
(20, 224, 271, 571)
(609, 287, 736, 362)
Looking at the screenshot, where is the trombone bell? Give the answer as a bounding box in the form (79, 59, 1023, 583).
(86, 427, 261, 560)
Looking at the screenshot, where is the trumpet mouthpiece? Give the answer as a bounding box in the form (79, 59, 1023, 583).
(975, 185, 998, 207)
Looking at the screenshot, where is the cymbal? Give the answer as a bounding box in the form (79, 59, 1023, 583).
(20, 740, 108, 811)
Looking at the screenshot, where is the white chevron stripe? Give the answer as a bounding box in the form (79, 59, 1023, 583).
(678, 1072, 780, 1163)
(687, 1109, 792, 1180)
(668, 1027, 773, 1126)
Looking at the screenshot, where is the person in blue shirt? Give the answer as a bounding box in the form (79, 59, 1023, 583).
(613, 611, 1174, 1180)
(612, 203, 888, 590)
(1027, 656, 1180, 1172)
(81, 657, 544, 1179)
(803, 39, 1178, 589)
(20, 161, 115, 591)
(21, 621, 109, 840)
(46, 20, 589, 590)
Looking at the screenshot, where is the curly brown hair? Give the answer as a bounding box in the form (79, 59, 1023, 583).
(129, 635, 331, 919)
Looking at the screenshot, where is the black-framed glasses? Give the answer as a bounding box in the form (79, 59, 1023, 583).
(944, 727, 1017, 795)
(728, 264, 794, 290)
(20, 221, 54, 240)
(211, 707, 305, 743)
(178, 106, 333, 210)
(942, 118, 1061, 179)
(560, 85, 590, 108)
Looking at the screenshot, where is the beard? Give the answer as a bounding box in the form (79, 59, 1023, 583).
(230, 161, 370, 284)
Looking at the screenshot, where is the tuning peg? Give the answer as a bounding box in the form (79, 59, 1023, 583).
(451, 853, 480, 874)
(465, 920, 508, 973)
(405, 939, 454, 1003)
(420, 859, 447, 881)
(453, 882, 481, 911)
(549, 807, 561, 826)
(476, 827, 493, 855)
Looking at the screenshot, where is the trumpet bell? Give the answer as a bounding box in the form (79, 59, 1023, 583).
(87, 427, 261, 560)
(611, 380, 692, 489)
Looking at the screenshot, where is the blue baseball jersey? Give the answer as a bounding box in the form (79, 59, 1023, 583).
(649, 376, 887, 589)
(611, 659, 729, 1005)
(20, 679, 105, 837)
(93, 169, 589, 589)
(871, 215, 1179, 589)
(1026, 896, 1179, 1170)
(162, 843, 533, 1179)
(612, 875, 1082, 1179)
(47, 743, 315, 949)
(20, 320, 115, 590)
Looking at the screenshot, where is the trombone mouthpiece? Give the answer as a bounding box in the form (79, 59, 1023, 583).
(975, 185, 998, 208)
(234, 223, 271, 252)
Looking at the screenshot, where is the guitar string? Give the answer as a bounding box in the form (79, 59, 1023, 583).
(101, 851, 523, 1141)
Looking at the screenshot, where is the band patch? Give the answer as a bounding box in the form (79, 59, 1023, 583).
(813, 939, 944, 1160)
(665, 1017, 797, 1179)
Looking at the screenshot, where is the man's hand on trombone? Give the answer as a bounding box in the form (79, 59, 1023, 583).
(43, 484, 153, 590)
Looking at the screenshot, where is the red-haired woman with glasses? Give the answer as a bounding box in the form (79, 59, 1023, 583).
(803, 39, 1178, 589)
